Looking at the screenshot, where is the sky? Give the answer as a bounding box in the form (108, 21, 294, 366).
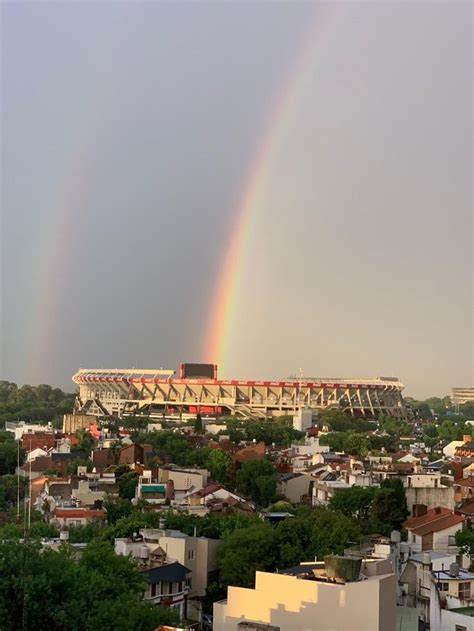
(1, 1, 472, 398)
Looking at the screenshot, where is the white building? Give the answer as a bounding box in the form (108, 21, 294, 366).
(214, 559, 396, 631)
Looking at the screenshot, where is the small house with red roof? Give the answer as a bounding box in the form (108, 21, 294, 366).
(404, 506, 464, 552)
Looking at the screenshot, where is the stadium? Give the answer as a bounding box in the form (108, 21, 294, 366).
(72, 363, 409, 420)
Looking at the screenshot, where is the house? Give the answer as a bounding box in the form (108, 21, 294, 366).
(456, 441, 474, 462)
(115, 527, 220, 621)
(158, 466, 208, 501)
(312, 475, 351, 506)
(444, 435, 471, 459)
(21, 431, 57, 452)
(430, 565, 474, 631)
(404, 507, 464, 553)
(141, 562, 190, 619)
(135, 470, 174, 504)
(214, 557, 396, 631)
(186, 483, 248, 509)
(233, 442, 266, 469)
(119, 443, 154, 466)
(278, 473, 312, 503)
(399, 551, 460, 626)
(53, 507, 106, 528)
(454, 477, 474, 503)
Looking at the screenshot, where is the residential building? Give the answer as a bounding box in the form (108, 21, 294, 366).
(404, 507, 464, 553)
(444, 436, 472, 459)
(430, 565, 474, 631)
(115, 527, 220, 621)
(278, 472, 312, 503)
(404, 473, 455, 514)
(158, 466, 208, 501)
(141, 562, 190, 620)
(53, 507, 106, 528)
(214, 557, 396, 631)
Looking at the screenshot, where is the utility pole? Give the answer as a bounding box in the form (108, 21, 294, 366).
(16, 438, 20, 522)
(28, 438, 32, 530)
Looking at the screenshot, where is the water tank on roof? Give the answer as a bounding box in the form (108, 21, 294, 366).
(139, 546, 149, 559)
(449, 563, 460, 577)
(391, 530, 401, 543)
(159, 518, 166, 530)
(422, 553, 431, 566)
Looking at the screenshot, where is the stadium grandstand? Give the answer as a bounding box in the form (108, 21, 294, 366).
(451, 387, 474, 406)
(72, 363, 409, 420)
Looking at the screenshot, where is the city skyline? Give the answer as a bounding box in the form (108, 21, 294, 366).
(1, 2, 472, 398)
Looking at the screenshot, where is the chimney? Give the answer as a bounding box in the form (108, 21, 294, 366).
(435, 506, 441, 514)
(464, 435, 472, 444)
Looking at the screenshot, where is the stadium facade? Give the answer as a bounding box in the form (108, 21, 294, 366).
(72, 364, 409, 420)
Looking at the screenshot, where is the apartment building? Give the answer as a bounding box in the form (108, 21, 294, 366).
(214, 557, 396, 631)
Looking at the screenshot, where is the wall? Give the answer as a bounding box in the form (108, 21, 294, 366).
(214, 571, 396, 631)
(405, 486, 455, 514)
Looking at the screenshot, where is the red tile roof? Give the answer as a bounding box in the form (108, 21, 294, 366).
(404, 507, 452, 530)
(456, 478, 474, 488)
(55, 509, 105, 519)
(411, 513, 464, 536)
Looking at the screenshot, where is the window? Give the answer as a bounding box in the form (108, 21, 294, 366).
(187, 549, 195, 561)
(151, 583, 156, 598)
(455, 625, 467, 631)
(458, 582, 471, 599)
(438, 582, 449, 592)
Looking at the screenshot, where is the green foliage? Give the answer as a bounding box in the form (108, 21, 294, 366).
(329, 480, 408, 536)
(0, 474, 28, 510)
(455, 530, 474, 555)
(0, 432, 25, 475)
(66, 458, 93, 475)
(132, 430, 209, 467)
(73, 428, 96, 453)
(217, 507, 361, 588)
(0, 538, 180, 631)
(194, 414, 203, 434)
(103, 498, 134, 525)
(68, 521, 105, 543)
(119, 471, 139, 500)
(329, 487, 377, 522)
(275, 507, 361, 570)
(0, 381, 74, 425)
(236, 460, 278, 507)
(217, 523, 278, 587)
(319, 410, 374, 433)
(205, 449, 232, 483)
(369, 479, 408, 535)
(242, 420, 304, 447)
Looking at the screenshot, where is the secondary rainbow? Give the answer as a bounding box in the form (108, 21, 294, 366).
(204, 5, 338, 373)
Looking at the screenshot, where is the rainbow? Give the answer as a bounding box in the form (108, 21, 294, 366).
(204, 4, 339, 374)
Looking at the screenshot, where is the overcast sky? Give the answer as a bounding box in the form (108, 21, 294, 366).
(1, 1, 472, 398)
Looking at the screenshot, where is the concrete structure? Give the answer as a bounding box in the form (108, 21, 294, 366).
(430, 566, 474, 631)
(404, 474, 455, 514)
(451, 387, 474, 406)
(62, 413, 97, 434)
(214, 562, 396, 631)
(278, 473, 312, 503)
(292, 406, 313, 431)
(73, 367, 409, 419)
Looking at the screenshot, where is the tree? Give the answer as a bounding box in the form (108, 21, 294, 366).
(329, 487, 377, 522)
(119, 471, 139, 500)
(0, 538, 180, 631)
(236, 460, 278, 507)
(0, 433, 25, 475)
(217, 523, 278, 587)
(194, 413, 203, 434)
(368, 479, 408, 535)
(205, 449, 232, 484)
(455, 530, 474, 556)
(275, 508, 361, 569)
